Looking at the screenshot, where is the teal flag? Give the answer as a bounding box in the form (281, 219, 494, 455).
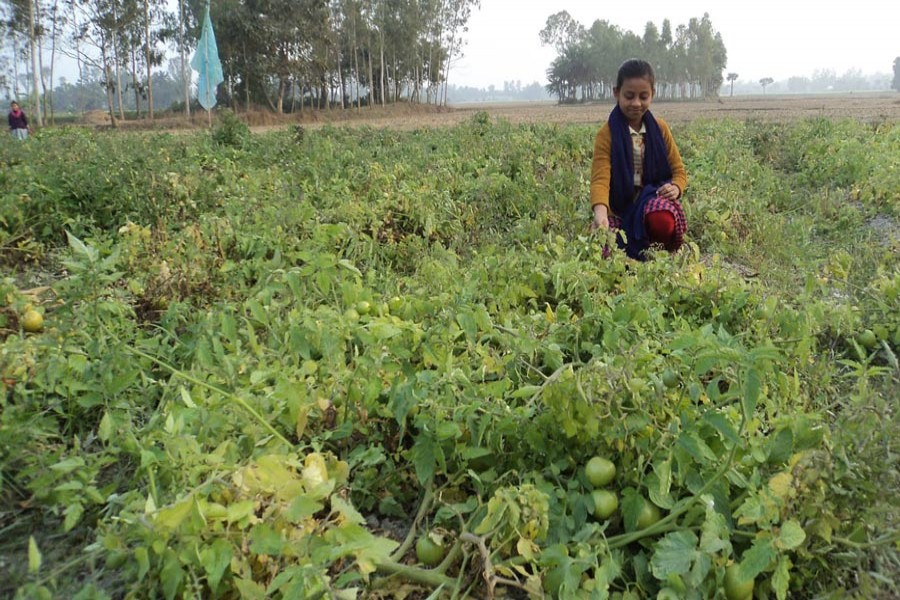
(191, 5, 224, 111)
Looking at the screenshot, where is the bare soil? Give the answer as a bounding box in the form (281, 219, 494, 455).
(80, 93, 900, 133)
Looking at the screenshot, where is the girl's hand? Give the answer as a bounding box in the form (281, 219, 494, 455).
(657, 183, 680, 200)
(591, 204, 609, 231)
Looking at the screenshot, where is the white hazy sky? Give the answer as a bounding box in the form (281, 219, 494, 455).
(451, 0, 899, 87)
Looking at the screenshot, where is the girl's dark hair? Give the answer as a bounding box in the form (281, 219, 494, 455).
(615, 59, 656, 92)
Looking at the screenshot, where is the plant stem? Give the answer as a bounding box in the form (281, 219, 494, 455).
(374, 559, 457, 589)
(123, 344, 293, 447)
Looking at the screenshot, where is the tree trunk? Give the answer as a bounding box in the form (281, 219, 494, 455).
(179, 0, 190, 117)
(131, 48, 141, 118)
(379, 30, 385, 107)
(28, 0, 43, 126)
(12, 33, 21, 100)
(337, 53, 345, 109)
(38, 13, 49, 122)
(111, 3, 125, 121)
(144, 0, 154, 119)
(276, 78, 284, 114)
(366, 48, 374, 108)
(47, 0, 60, 124)
(102, 44, 117, 128)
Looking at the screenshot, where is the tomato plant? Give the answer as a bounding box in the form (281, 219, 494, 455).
(0, 116, 897, 599)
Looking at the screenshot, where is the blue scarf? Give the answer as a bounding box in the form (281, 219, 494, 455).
(607, 105, 672, 259)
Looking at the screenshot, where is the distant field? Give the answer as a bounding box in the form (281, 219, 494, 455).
(281, 92, 900, 131)
(78, 92, 900, 133)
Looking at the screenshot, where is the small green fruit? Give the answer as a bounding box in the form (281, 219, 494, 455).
(591, 490, 618, 519)
(415, 533, 445, 567)
(636, 498, 662, 529)
(857, 329, 877, 349)
(585, 456, 616, 487)
(724, 564, 754, 600)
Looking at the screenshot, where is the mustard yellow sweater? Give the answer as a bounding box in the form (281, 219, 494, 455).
(590, 117, 687, 213)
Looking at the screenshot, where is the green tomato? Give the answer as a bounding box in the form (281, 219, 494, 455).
(388, 296, 404, 313)
(662, 369, 679, 389)
(636, 498, 662, 530)
(355, 300, 372, 315)
(857, 329, 877, 349)
(591, 489, 618, 519)
(343, 308, 360, 322)
(585, 456, 616, 487)
(415, 534, 445, 567)
(724, 564, 754, 600)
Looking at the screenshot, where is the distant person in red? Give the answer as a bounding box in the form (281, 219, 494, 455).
(8, 101, 30, 140)
(590, 59, 688, 259)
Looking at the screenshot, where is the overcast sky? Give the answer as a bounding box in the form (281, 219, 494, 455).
(451, 0, 899, 88)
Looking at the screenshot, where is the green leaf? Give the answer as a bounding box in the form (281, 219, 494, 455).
(738, 537, 776, 581)
(28, 536, 42, 574)
(409, 432, 439, 485)
(64, 502, 85, 532)
(338, 259, 362, 277)
(766, 428, 793, 464)
(620, 489, 644, 533)
(234, 578, 267, 600)
(370, 322, 402, 340)
(200, 539, 233, 594)
(156, 496, 194, 531)
(650, 530, 699, 579)
(772, 555, 792, 600)
(50, 456, 86, 474)
(160, 549, 183, 600)
(135, 546, 150, 581)
(777, 520, 807, 550)
(702, 411, 740, 445)
(66, 230, 98, 263)
(742, 368, 761, 418)
(179, 386, 197, 408)
(509, 385, 542, 399)
(285, 496, 323, 523)
(699, 497, 732, 555)
(331, 495, 366, 525)
(98, 411, 114, 442)
(676, 431, 717, 464)
(250, 524, 284, 556)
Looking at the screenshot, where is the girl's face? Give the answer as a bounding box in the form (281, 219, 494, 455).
(614, 77, 654, 129)
(10, 103, 19, 112)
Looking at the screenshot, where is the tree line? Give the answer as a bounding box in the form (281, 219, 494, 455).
(1, 0, 481, 126)
(541, 11, 727, 102)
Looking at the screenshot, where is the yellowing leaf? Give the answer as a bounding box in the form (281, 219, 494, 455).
(768, 472, 793, 499)
(777, 520, 807, 550)
(517, 537, 540, 560)
(155, 496, 194, 531)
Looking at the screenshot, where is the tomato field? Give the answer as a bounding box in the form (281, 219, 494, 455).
(1, 112, 898, 599)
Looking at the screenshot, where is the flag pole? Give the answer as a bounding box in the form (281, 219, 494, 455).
(206, 1, 212, 127)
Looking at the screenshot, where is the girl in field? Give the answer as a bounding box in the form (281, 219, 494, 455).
(590, 59, 687, 259)
(8, 101, 30, 140)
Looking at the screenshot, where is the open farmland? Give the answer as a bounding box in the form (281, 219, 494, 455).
(1, 99, 899, 599)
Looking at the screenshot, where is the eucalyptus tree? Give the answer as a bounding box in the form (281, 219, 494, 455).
(543, 12, 728, 103)
(2, 0, 42, 124)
